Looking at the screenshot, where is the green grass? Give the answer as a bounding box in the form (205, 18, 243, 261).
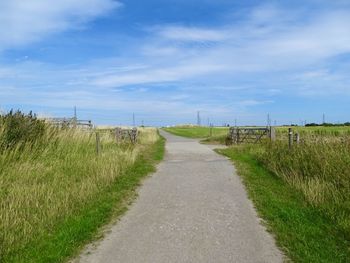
(163, 126, 228, 144)
(276, 126, 350, 137)
(217, 146, 350, 263)
(0, 127, 164, 263)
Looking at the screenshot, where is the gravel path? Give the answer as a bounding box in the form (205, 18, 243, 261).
(76, 131, 283, 263)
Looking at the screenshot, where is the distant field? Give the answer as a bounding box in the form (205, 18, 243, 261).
(164, 125, 350, 142)
(276, 126, 350, 136)
(163, 126, 229, 144)
(163, 125, 228, 138)
(167, 125, 350, 262)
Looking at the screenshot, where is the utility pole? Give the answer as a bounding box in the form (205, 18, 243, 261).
(133, 113, 135, 127)
(73, 106, 77, 127)
(267, 113, 271, 127)
(197, 111, 201, 126)
(74, 106, 77, 120)
(322, 113, 326, 124)
(207, 117, 210, 127)
(234, 118, 237, 127)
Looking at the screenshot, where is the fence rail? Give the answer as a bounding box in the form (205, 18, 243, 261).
(46, 118, 93, 129)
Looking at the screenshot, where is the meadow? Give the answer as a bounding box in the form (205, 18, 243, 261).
(165, 125, 350, 262)
(163, 125, 229, 144)
(0, 111, 164, 262)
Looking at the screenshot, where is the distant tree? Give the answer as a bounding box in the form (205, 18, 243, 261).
(305, 123, 319, 127)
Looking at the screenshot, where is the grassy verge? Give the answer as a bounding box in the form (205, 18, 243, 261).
(163, 126, 228, 144)
(0, 124, 165, 263)
(217, 146, 350, 263)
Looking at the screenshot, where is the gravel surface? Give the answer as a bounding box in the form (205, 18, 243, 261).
(75, 131, 283, 263)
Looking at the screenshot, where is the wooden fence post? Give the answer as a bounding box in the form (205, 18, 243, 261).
(115, 128, 121, 142)
(96, 132, 101, 155)
(269, 127, 276, 141)
(131, 128, 137, 144)
(295, 133, 300, 144)
(288, 128, 293, 149)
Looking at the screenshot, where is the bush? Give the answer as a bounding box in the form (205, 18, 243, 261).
(0, 110, 46, 151)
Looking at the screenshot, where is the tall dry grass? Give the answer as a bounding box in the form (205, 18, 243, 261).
(0, 125, 159, 260)
(251, 133, 350, 238)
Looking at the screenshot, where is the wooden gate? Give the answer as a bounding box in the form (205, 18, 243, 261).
(115, 127, 138, 144)
(226, 127, 275, 145)
(47, 118, 93, 129)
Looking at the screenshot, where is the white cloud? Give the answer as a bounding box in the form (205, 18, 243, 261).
(89, 5, 350, 91)
(155, 25, 229, 42)
(92, 62, 226, 87)
(0, 0, 120, 51)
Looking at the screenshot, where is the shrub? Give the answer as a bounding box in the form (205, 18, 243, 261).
(0, 110, 46, 151)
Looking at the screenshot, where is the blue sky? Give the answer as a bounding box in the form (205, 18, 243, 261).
(1, 0, 350, 126)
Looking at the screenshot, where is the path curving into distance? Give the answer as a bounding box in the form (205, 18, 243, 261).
(76, 130, 283, 263)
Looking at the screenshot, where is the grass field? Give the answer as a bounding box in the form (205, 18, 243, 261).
(167, 125, 350, 262)
(0, 119, 164, 262)
(163, 125, 229, 144)
(165, 125, 350, 143)
(276, 126, 350, 138)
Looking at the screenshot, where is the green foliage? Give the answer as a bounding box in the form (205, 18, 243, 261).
(0, 110, 46, 151)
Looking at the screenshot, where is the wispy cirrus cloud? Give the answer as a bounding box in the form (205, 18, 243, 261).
(90, 5, 350, 94)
